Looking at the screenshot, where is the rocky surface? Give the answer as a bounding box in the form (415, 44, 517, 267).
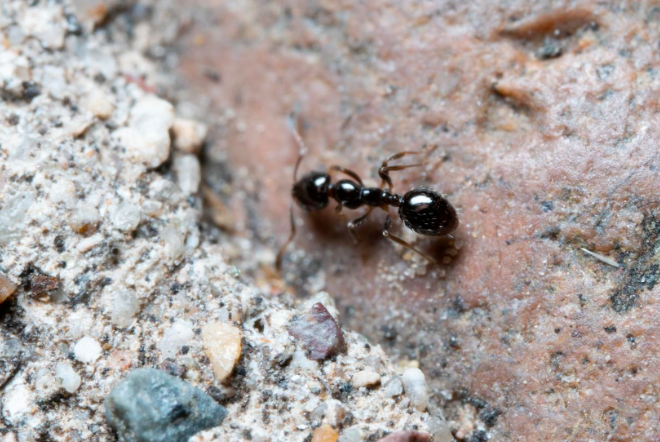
(0, 2, 447, 442)
(174, 0, 660, 440)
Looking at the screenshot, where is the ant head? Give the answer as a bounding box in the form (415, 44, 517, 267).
(399, 189, 458, 236)
(293, 171, 331, 211)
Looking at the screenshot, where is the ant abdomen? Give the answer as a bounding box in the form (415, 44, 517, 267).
(399, 189, 458, 236)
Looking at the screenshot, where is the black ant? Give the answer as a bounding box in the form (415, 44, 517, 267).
(276, 117, 459, 268)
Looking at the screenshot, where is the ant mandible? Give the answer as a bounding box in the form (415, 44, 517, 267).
(276, 116, 459, 269)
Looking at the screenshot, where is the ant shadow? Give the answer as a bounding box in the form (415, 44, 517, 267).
(304, 207, 462, 269)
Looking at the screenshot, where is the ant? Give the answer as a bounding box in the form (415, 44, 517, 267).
(276, 117, 459, 269)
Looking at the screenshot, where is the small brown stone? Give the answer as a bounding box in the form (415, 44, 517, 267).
(377, 431, 431, 442)
(27, 271, 60, 301)
(202, 322, 242, 381)
(312, 424, 338, 442)
(288, 303, 347, 361)
(0, 273, 17, 304)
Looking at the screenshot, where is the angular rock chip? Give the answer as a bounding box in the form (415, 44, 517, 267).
(288, 303, 347, 361)
(0, 273, 17, 304)
(377, 431, 431, 442)
(312, 424, 339, 442)
(202, 322, 242, 381)
(105, 368, 226, 442)
(351, 370, 381, 388)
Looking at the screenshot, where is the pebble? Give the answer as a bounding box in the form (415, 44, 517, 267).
(20, 6, 66, 50)
(48, 178, 76, 206)
(172, 118, 208, 154)
(69, 202, 100, 234)
(161, 222, 186, 258)
(384, 376, 404, 397)
(312, 424, 339, 442)
(104, 368, 227, 442)
(351, 370, 381, 388)
(159, 320, 194, 359)
(338, 427, 363, 442)
(0, 193, 34, 245)
(401, 368, 429, 412)
(118, 95, 174, 168)
(377, 431, 431, 442)
(202, 322, 242, 381)
(110, 289, 140, 328)
(288, 303, 347, 361)
(111, 202, 141, 232)
(55, 362, 82, 393)
(142, 199, 163, 217)
(81, 87, 115, 119)
(0, 273, 17, 305)
(173, 154, 202, 195)
(325, 400, 346, 427)
(73, 336, 102, 364)
(76, 233, 103, 253)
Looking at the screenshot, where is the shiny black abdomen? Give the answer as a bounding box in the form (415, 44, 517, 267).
(398, 189, 458, 236)
(293, 171, 330, 211)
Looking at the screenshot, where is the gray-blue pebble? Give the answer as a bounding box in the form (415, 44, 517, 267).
(105, 368, 227, 442)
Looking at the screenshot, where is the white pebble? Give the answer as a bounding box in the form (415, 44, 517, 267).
(55, 362, 82, 393)
(324, 399, 346, 427)
(119, 95, 174, 168)
(173, 154, 201, 195)
(384, 376, 404, 397)
(351, 370, 381, 388)
(111, 290, 139, 328)
(0, 193, 34, 246)
(73, 336, 102, 364)
(338, 427, 363, 442)
(162, 222, 186, 258)
(76, 233, 103, 253)
(69, 202, 100, 234)
(111, 202, 141, 232)
(402, 368, 429, 411)
(20, 6, 65, 49)
(48, 178, 76, 206)
(159, 320, 194, 358)
(141, 200, 163, 217)
(81, 88, 115, 119)
(172, 118, 208, 154)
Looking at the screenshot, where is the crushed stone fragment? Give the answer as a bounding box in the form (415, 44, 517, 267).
(202, 322, 242, 382)
(288, 302, 347, 361)
(402, 368, 429, 412)
(105, 368, 226, 442)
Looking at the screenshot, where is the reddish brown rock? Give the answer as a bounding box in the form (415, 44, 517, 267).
(378, 431, 430, 442)
(176, 1, 660, 440)
(26, 270, 60, 301)
(288, 303, 347, 361)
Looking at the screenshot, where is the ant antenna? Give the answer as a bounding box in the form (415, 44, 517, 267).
(287, 113, 307, 182)
(276, 114, 307, 270)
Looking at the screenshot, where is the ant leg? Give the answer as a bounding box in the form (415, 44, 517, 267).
(347, 208, 374, 244)
(378, 145, 441, 190)
(382, 215, 436, 264)
(335, 203, 343, 214)
(328, 165, 363, 185)
(275, 202, 297, 270)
